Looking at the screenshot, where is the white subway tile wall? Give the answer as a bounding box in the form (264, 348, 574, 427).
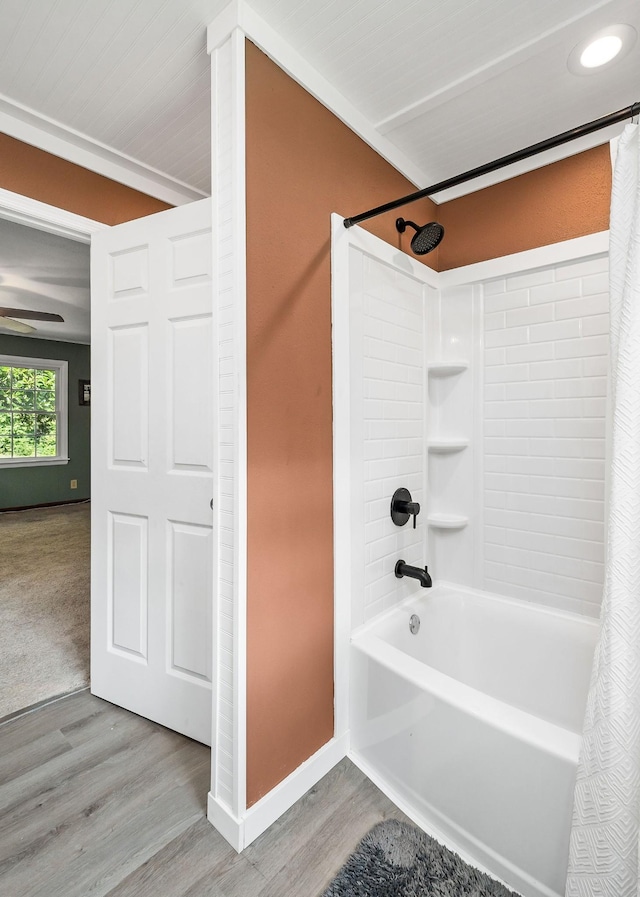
(362, 257, 426, 622)
(483, 255, 609, 616)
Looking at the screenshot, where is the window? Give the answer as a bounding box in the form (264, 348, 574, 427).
(0, 355, 68, 467)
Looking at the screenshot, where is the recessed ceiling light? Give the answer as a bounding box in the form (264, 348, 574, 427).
(568, 24, 637, 75)
(580, 35, 623, 68)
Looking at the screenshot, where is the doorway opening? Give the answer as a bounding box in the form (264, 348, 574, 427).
(0, 189, 105, 721)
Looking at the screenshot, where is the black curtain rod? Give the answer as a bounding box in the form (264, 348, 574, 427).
(343, 101, 640, 229)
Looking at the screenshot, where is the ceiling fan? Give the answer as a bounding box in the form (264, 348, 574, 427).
(0, 306, 64, 334)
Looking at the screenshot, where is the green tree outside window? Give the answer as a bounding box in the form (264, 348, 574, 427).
(0, 364, 58, 459)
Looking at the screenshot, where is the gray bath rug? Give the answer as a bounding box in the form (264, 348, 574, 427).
(321, 819, 520, 896)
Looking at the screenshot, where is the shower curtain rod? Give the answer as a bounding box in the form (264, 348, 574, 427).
(343, 100, 640, 228)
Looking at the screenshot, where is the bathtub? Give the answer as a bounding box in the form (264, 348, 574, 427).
(349, 583, 598, 897)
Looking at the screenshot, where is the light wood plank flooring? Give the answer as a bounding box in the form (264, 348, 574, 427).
(0, 690, 407, 897)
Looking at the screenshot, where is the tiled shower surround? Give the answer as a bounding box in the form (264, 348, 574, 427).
(353, 241, 609, 628)
(483, 256, 608, 617)
(360, 255, 427, 623)
(339, 227, 609, 897)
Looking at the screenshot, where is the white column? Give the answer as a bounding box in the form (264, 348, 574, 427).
(207, 11, 248, 849)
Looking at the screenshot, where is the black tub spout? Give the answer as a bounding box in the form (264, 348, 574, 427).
(394, 559, 432, 588)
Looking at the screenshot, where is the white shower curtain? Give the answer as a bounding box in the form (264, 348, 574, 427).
(566, 122, 640, 897)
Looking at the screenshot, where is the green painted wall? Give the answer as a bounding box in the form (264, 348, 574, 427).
(0, 335, 90, 509)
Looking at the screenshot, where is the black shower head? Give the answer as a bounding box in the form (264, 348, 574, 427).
(396, 218, 444, 255)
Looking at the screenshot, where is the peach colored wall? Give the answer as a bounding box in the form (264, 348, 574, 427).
(247, 41, 611, 807)
(0, 133, 171, 223)
(437, 145, 611, 270)
(244, 40, 437, 805)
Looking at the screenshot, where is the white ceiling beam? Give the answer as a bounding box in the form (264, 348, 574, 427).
(376, 0, 619, 136)
(0, 93, 208, 207)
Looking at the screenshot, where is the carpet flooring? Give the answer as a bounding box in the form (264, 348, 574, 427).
(0, 502, 90, 718)
(321, 819, 520, 897)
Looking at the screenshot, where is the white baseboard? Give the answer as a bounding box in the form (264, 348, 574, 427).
(208, 733, 349, 852)
(207, 793, 244, 853)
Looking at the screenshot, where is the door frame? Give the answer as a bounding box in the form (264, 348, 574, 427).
(0, 187, 108, 244)
(0, 189, 101, 691)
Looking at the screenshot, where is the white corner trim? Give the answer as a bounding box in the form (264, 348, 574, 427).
(209, 23, 248, 825)
(209, 734, 348, 852)
(331, 213, 353, 741)
(207, 0, 244, 51)
(207, 0, 427, 188)
(0, 94, 207, 207)
(0, 186, 107, 241)
(229, 26, 249, 823)
(438, 231, 609, 287)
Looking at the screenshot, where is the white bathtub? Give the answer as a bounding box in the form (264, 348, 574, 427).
(349, 583, 598, 897)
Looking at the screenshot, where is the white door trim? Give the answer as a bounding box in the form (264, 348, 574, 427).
(0, 186, 108, 241)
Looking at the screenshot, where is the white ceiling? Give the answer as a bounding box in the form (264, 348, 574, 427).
(0, 0, 637, 201)
(0, 0, 637, 342)
(0, 220, 90, 344)
(256, 0, 639, 186)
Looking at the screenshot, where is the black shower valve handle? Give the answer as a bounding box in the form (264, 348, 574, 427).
(390, 488, 421, 528)
(397, 500, 421, 528)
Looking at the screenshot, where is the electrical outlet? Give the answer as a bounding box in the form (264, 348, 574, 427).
(70, 479, 78, 489)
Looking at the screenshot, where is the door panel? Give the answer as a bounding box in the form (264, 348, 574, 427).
(91, 198, 214, 745)
(170, 521, 213, 680)
(110, 325, 148, 466)
(170, 316, 213, 469)
(110, 512, 148, 659)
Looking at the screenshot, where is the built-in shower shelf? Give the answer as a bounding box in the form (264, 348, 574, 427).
(428, 439, 469, 454)
(427, 514, 469, 530)
(427, 361, 469, 377)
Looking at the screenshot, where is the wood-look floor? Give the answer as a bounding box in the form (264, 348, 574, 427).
(0, 690, 407, 897)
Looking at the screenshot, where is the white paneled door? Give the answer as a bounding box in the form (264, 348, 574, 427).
(91, 199, 214, 745)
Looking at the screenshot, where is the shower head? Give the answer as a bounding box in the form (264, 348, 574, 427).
(396, 218, 444, 255)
